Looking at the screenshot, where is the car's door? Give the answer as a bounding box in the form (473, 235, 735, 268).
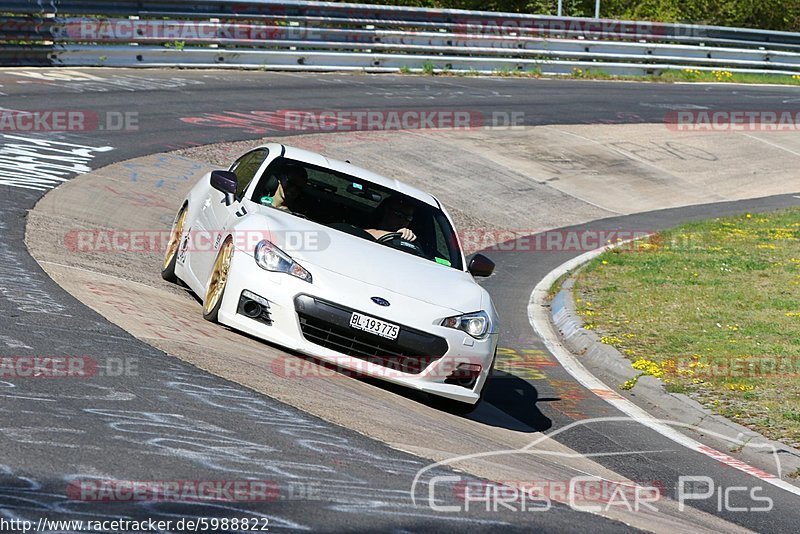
(191, 148, 270, 283)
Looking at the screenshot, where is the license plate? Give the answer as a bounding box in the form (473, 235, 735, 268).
(349, 312, 400, 340)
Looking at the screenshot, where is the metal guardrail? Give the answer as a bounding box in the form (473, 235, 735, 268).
(3, 0, 800, 76)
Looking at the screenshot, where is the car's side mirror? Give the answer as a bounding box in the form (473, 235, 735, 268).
(210, 170, 238, 205)
(468, 253, 495, 277)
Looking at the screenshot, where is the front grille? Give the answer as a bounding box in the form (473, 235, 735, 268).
(294, 295, 448, 375)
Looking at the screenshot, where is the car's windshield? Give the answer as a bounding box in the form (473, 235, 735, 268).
(250, 157, 463, 270)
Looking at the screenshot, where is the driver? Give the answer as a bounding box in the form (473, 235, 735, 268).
(270, 165, 308, 212)
(366, 196, 417, 242)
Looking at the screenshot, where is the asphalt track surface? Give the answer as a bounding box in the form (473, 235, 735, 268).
(1, 69, 800, 532)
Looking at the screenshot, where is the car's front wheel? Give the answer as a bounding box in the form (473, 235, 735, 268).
(203, 237, 234, 323)
(161, 205, 187, 283)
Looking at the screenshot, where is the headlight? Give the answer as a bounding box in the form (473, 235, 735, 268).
(254, 240, 312, 283)
(441, 311, 490, 339)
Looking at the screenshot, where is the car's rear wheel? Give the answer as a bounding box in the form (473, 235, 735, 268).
(203, 237, 233, 323)
(161, 205, 187, 283)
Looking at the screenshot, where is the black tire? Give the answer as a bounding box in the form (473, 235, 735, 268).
(161, 205, 187, 283)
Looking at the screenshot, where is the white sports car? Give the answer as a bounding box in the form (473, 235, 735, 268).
(162, 143, 498, 413)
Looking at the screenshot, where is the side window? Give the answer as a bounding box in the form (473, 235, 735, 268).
(431, 217, 452, 265)
(229, 149, 268, 198)
(432, 213, 463, 270)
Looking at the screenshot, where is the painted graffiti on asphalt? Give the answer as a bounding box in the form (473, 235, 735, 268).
(7, 70, 206, 93)
(0, 134, 113, 191)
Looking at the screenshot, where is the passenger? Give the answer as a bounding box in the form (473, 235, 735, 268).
(366, 196, 417, 242)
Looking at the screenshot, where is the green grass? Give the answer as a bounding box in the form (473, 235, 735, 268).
(572, 68, 615, 80)
(491, 65, 518, 77)
(548, 271, 572, 299)
(574, 208, 800, 447)
(398, 65, 800, 86)
(657, 68, 800, 85)
(163, 40, 186, 51)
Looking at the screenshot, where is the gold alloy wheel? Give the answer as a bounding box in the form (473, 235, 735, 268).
(204, 239, 233, 316)
(163, 209, 187, 270)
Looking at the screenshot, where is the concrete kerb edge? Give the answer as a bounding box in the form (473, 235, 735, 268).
(546, 243, 800, 481)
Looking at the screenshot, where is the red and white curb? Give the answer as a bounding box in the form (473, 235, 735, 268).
(528, 241, 800, 498)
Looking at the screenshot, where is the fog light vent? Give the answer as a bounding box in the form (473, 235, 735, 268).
(445, 363, 482, 389)
(238, 290, 272, 325)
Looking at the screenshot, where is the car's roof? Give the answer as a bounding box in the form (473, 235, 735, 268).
(262, 143, 439, 208)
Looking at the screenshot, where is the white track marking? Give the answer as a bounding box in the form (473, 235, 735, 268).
(528, 242, 800, 498)
(0, 335, 32, 349)
(739, 133, 800, 158)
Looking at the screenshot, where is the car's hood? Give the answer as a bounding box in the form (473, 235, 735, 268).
(256, 211, 482, 314)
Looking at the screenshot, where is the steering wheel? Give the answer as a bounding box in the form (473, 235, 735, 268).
(376, 232, 427, 258)
(377, 232, 402, 244)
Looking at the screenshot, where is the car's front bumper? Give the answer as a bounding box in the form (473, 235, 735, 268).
(217, 249, 498, 404)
